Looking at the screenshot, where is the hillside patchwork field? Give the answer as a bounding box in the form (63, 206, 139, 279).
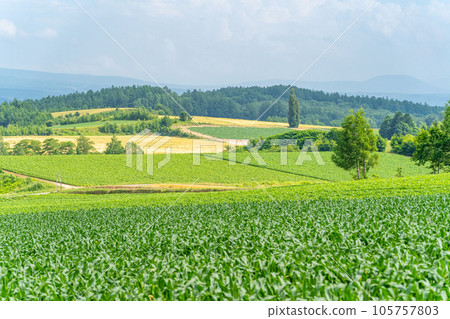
(1, 112, 448, 302)
(0, 152, 431, 186)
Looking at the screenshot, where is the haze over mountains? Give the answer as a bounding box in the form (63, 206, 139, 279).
(1, 68, 449, 106)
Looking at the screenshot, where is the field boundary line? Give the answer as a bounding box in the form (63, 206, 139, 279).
(204, 154, 333, 182)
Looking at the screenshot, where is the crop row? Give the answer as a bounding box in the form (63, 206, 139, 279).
(1, 173, 448, 215)
(0, 195, 448, 300)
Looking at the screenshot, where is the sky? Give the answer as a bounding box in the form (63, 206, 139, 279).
(1, 0, 450, 86)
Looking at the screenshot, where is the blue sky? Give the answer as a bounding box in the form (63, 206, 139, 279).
(1, 0, 450, 86)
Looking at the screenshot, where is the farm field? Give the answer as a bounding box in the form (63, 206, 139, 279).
(1, 174, 448, 215)
(0, 153, 319, 186)
(51, 108, 133, 117)
(190, 116, 335, 129)
(188, 126, 294, 139)
(2, 136, 223, 154)
(0, 152, 431, 186)
(0, 193, 448, 300)
(217, 152, 432, 182)
(52, 120, 138, 129)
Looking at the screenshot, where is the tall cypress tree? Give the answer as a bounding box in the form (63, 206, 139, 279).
(288, 88, 300, 128)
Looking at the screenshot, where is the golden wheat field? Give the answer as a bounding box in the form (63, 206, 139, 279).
(189, 116, 334, 129)
(51, 108, 133, 117)
(3, 136, 226, 153)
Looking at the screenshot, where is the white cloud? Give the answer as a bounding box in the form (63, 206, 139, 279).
(219, 18, 232, 40)
(0, 19, 17, 38)
(259, 5, 291, 24)
(36, 27, 58, 38)
(140, 0, 181, 17)
(367, 3, 403, 36)
(427, 0, 450, 24)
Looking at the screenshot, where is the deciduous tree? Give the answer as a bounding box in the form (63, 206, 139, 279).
(332, 109, 379, 179)
(105, 135, 125, 154)
(76, 135, 95, 155)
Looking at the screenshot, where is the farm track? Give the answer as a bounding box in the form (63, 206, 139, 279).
(1, 169, 243, 193)
(2, 170, 81, 189)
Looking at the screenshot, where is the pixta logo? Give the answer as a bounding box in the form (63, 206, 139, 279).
(126, 130, 172, 175)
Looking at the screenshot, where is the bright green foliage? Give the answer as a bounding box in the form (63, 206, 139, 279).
(189, 127, 293, 139)
(261, 129, 339, 150)
(443, 102, 450, 134)
(376, 135, 387, 152)
(76, 135, 95, 155)
(43, 138, 61, 155)
(12, 139, 42, 156)
(413, 102, 449, 172)
(413, 125, 447, 173)
(379, 112, 419, 139)
(0, 136, 9, 155)
(105, 135, 125, 154)
(0, 171, 45, 194)
(288, 88, 300, 128)
(0, 194, 448, 300)
(391, 134, 416, 156)
(332, 109, 379, 179)
(59, 141, 76, 155)
(179, 111, 192, 122)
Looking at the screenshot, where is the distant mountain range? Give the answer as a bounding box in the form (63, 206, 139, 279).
(0, 68, 147, 102)
(0, 68, 449, 106)
(236, 75, 450, 106)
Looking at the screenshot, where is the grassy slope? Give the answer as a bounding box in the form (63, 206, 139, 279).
(0, 152, 431, 186)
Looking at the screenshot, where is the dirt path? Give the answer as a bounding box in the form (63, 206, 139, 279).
(2, 170, 81, 189)
(2, 170, 240, 192)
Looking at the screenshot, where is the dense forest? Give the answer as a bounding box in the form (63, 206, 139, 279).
(0, 85, 445, 129)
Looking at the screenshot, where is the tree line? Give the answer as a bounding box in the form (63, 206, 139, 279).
(1, 85, 444, 129)
(251, 103, 449, 178)
(0, 135, 126, 156)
